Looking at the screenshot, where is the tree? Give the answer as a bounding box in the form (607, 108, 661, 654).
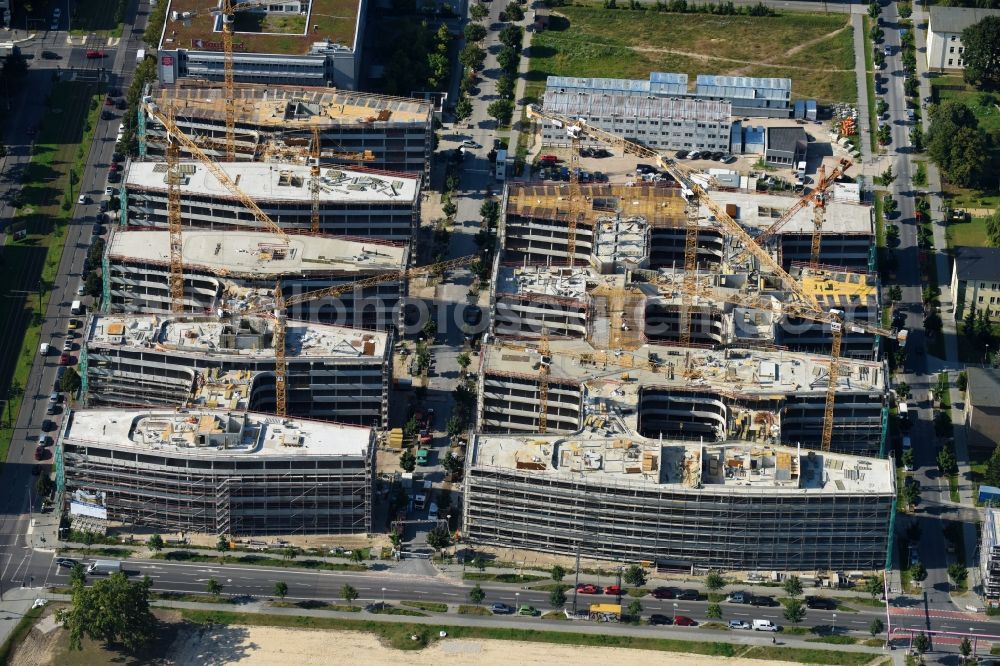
(783, 598, 806, 625)
(877, 166, 896, 187)
(499, 24, 523, 51)
(937, 446, 958, 475)
(57, 571, 156, 652)
(986, 447, 1000, 488)
(146, 534, 164, 552)
(705, 570, 726, 593)
(273, 581, 288, 599)
(902, 448, 915, 470)
(427, 524, 452, 552)
(464, 22, 487, 43)
(85, 271, 103, 298)
(496, 73, 516, 100)
(867, 1, 880, 19)
(627, 599, 643, 619)
(948, 562, 968, 587)
(487, 100, 514, 126)
(400, 448, 416, 472)
(455, 96, 473, 121)
(505, 1, 524, 21)
(782, 575, 803, 599)
(470, 3, 488, 20)
(216, 534, 229, 552)
(341, 583, 358, 607)
(928, 101, 991, 188)
(706, 603, 722, 619)
(459, 44, 486, 72)
(61, 367, 82, 394)
(422, 317, 438, 339)
(877, 123, 892, 146)
(961, 636, 973, 659)
(496, 46, 518, 73)
(914, 632, 930, 654)
(442, 452, 464, 479)
(472, 554, 486, 572)
(909, 560, 927, 582)
(469, 583, 485, 604)
(986, 209, 1000, 248)
(962, 16, 1000, 89)
(864, 574, 883, 601)
(36, 473, 54, 499)
(549, 585, 567, 608)
(623, 564, 647, 588)
(869, 618, 884, 637)
(350, 549, 365, 564)
(883, 195, 898, 214)
(206, 577, 222, 596)
(551, 564, 566, 582)
(457, 352, 472, 372)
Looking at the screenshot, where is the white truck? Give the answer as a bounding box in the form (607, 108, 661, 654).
(87, 559, 122, 575)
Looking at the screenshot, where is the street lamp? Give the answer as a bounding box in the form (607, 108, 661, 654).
(381, 587, 386, 608)
(832, 613, 837, 634)
(673, 602, 679, 621)
(970, 627, 977, 657)
(515, 591, 520, 611)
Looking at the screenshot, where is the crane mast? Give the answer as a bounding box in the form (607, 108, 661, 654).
(166, 103, 185, 313)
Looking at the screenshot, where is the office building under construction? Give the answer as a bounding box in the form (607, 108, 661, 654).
(58, 409, 375, 536)
(103, 228, 407, 329)
(121, 161, 420, 243)
(140, 85, 434, 176)
(82, 314, 391, 427)
(462, 432, 894, 571)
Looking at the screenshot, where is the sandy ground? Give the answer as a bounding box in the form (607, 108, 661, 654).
(167, 625, 812, 666)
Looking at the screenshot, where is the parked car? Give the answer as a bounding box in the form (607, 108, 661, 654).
(635, 163, 656, 174)
(675, 150, 690, 159)
(592, 148, 611, 158)
(490, 603, 514, 615)
(77, 194, 89, 205)
(674, 616, 698, 627)
(461, 139, 480, 148)
(34, 446, 47, 461)
(604, 585, 621, 595)
(729, 619, 751, 629)
(85, 49, 107, 58)
(750, 595, 779, 607)
(753, 619, 779, 632)
(37, 434, 52, 447)
(805, 596, 837, 611)
(517, 604, 538, 616)
(649, 614, 673, 625)
(576, 583, 599, 594)
(59, 352, 71, 366)
(727, 592, 748, 604)
(56, 558, 78, 569)
(62, 339, 73, 352)
(652, 587, 675, 599)
(676, 589, 700, 601)
(116, 99, 127, 111)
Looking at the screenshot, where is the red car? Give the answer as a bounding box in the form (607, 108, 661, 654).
(59, 352, 71, 365)
(86, 49, 106, 58)
(108, 163, 121, 172)
(104, 96, 115, 106)
(575, 584, 599, 594)
(674, 616, 697, 627)
(652, 587, 675, 599)
(604, 585, 621, 595)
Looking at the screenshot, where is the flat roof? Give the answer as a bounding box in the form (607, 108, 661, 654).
(495, 265, 623, 303)
(108, 229, 406, 276)
(483, 339, 886, 398)
(469, 433, 893, 495)
(124, 161, 419, 204)
(543, 90, 731, 123)
(63, 409, 371, 458)
(706, 190, 874, 235)
(86, 314, 388, 360)
(158, 84, 432, 126)
(160, 0, 361, 55)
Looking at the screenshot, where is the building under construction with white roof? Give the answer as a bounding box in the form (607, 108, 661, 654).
(140, 84, 434, 176)
(58, 409, 375, 536)
(103, 228, 407, 329)
(81, 314, 391, 427)
(462, 432, 894, 571)
(121, 160, 420, 243)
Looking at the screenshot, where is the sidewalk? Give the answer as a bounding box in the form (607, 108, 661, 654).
(0, 586, 47, 650)
(851, 13, 873, 165)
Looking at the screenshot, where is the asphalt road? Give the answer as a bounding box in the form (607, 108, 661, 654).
(0, 0, 148, 596)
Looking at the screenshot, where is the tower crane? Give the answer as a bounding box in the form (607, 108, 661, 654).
(732, 158, 853, 265)
(537, 330, 551, 432)
(169, 0, 274, 160)
(311, 126, 321, 234)
(165, 102, 185, 313)
(524, 105, 907, 452)
(231, 255, 476, 416)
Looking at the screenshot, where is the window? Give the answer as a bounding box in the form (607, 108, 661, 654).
(950, 47, 955, 53)
(950, 35, 957, 41)
(949, 59, 954, 66)
(980, 296, 985, 303)
(958, 60, 964, 66)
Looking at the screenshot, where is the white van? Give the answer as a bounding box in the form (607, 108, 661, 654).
(39, 343, 50, 356)
(753, 619, 778, 631)
(428, 502, 439, 521)
(70, 300, 83, 315)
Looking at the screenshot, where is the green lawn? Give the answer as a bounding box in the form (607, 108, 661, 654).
(0, 80, 101, 464)
(68, 0, 126, 37)
(526, 7, 856, 104)
(863, 16, 878, 152)
(946, 215, 990, 248)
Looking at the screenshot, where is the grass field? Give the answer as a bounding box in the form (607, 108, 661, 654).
(863, 16, 878, 152)
(526, 7, 856, 104)
(0, 80, 100, 465)
(69, 0, 126, 37)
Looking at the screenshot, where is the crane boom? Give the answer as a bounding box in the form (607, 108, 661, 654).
(145, 102, 290, 242)
(221, 0, 235, 161)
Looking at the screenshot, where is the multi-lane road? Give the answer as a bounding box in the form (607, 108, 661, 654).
(0, 0, 149, 596)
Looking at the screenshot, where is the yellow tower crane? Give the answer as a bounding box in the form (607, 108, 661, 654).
(234, 256, 477, 416)
(538, 331, 551, 433)
(311, 126, 322, 234)
(523, 105, 907, 452)
(165, 102, 186, 313)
